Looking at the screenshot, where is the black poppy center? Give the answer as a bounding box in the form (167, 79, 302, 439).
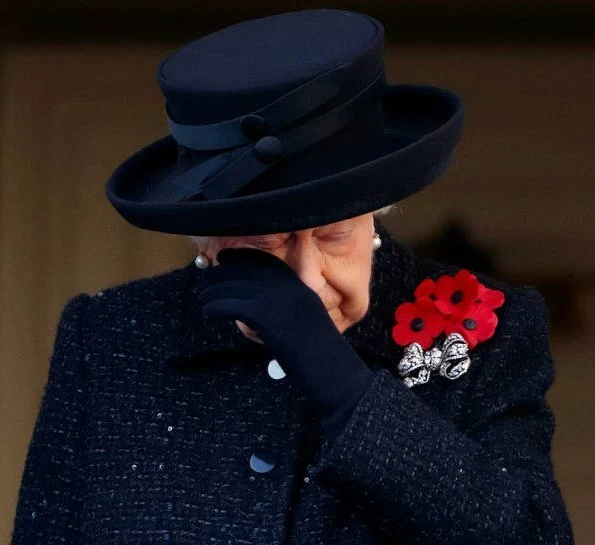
(451, 290, 464, 304)
(463, 318, 477, 330)
(410, 318, 425, 332)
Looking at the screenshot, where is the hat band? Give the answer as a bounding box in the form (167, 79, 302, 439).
(148, 67, 385, 202)
(166, 74, 340, 150)
(166, 47, 382, 151)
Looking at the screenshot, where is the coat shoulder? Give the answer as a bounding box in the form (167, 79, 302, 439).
(65, 260, 195, 365)
(90, 261, 191, 302)
(414, 254, 553, 393)
(412, 257, 555, 431)
(85, 260, 192, 321)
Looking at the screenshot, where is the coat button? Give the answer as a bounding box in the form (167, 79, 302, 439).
(249, 448, 277, 473)
(267, 359, 286, 380)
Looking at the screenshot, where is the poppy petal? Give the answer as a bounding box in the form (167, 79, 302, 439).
(415, 279, 436, 299)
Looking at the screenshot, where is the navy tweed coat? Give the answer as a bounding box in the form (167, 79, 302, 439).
(11, 224, 574, 544)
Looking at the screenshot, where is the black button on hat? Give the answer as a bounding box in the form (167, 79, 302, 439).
(241, 114, 269, 140)
(254, 136, 284, 163)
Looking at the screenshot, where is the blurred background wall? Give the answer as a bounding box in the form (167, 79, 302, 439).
(1, 1, 594, 543)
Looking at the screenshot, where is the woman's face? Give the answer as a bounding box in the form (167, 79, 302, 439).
(201, 212, 376, 340)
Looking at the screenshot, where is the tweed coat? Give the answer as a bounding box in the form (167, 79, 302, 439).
(11, 223, 574, 545)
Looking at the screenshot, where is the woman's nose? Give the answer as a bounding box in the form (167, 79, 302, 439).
(285, 244, 326, 295)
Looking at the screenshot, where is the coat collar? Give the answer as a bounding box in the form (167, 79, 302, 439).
(165, 222, 421, 370)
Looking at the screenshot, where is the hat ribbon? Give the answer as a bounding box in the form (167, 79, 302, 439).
(149, 66, 385, 202)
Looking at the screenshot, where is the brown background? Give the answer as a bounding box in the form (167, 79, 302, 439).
(1, 2, 594, 544)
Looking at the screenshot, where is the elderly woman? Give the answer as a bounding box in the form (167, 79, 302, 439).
(11, 8, 574, 545)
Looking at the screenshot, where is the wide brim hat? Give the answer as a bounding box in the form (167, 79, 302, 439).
(106, 8, 464, 236)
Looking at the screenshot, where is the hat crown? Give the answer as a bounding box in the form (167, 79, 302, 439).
(158, 9, 384, 125)
(106, 9, 464, 237)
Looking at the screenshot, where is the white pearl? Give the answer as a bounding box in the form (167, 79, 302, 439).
(372, 233, 382, 250)
(194, 254, 210, 269)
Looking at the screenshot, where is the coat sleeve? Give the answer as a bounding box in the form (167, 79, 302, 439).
(309, 287, 575, 545)
(10, 293, 92, 545)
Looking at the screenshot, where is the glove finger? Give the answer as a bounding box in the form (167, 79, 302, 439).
(199, 264, 242, 285)
(217, 249, 306, 292)
(201, 298, 261, 332)
(199, 282, 255, 305)
(200, 255, 274, 286)
(217, 247, 279, 266)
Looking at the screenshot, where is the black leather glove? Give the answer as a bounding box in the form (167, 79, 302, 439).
(198, 247, 375, 442)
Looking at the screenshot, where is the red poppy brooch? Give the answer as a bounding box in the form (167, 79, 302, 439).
(392, 269, 505, 387)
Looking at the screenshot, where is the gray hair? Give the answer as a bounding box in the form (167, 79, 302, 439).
(185, 203, 399, 250)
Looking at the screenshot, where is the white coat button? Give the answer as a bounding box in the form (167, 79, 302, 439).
(249, 448, 277, 473)
(267, 359, 286, 380)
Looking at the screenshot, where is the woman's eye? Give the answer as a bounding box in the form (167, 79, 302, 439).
(253, 238, 288, 249)
(321, 232, 351, 243)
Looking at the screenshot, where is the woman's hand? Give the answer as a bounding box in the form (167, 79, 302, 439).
(201, 246, 332, 348)
(198, 247, 375, 441)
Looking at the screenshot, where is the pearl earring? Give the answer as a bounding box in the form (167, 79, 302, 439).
(372, 232, 382, 250)
(194, 253, 211, 269)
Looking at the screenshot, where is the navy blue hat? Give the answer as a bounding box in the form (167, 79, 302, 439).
(105, 8, 464, 236)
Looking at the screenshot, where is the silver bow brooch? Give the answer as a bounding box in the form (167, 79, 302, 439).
(397, 332, 470, 388)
